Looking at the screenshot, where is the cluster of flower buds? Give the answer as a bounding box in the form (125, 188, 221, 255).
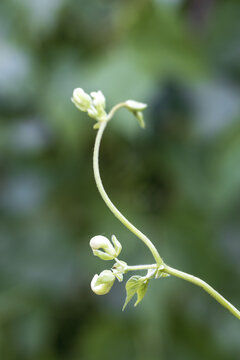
(90, 235, 124, 295)
(72, 87, 148, 129)
(72, 88, 107, 122)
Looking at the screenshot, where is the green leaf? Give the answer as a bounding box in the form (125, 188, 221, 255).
(134, 280, 149, 307)
(122, 276, 141, 311)
(122, 276, 149, 310)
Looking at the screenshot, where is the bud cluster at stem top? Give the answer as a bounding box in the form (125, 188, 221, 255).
(72, 88, 107, 121)
(71, 87, 148, 129)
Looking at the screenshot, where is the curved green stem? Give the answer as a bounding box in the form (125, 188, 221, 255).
(164, 265, 240, 320)
(93, 120, 163, 265)
(106, 102, 128, 121)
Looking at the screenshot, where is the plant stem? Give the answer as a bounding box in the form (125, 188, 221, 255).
(164, 265, 240, 320)
(93, 121, 163, 266)
(127, 264, 158, 271)
(106, 102, 128, 121)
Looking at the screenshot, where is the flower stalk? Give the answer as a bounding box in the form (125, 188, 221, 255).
(93, 121, 163, 266)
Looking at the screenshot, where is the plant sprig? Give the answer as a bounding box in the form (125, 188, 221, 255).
(72, 87, 240, 319)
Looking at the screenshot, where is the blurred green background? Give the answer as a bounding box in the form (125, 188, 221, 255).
(0, 0, 240, 359)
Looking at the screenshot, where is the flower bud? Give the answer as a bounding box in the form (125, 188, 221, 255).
(90, 235, 122, 260)
(71, 88, 92, 112)
(90, 235, 115, 256)
(124, 100, 147, 128)
(90, 91, 106, 120)
(87, 105, 99, 119)
(125, 100, 147, 111)
(91, 91, 106, 109)
(91, 270, 115, 295)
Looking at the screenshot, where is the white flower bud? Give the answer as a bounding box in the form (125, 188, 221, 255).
(71, 87, 107, 122)
(90, 91, 106, 120)
(90, 235, 122, 260)
(72, 88, 92, 112)
(90, 235, 115, 255)
(125, 100, 147, 111)
(87, 105, 99, 119)
(91, 91, 106, 109)
(91, 270, 115, 295)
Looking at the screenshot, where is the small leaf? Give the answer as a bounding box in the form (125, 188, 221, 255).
(122, 276, 142, 311)
(122, 275, 149, 310)
(134, 280, 149, 307)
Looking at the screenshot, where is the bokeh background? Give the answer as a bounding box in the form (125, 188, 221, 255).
(0, 0, 240, 359)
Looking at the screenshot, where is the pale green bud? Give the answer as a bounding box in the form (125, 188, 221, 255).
(124, 100, 147, 128)
(90, 91, 107, 121)
(90, 235, 115, 258)
(91, 91, 106, 109)
(91, 270, 115, 295)
(90, 235, 122, 260)
(71, 88, 92, 112)
(71, 87, 107, 122)
(125, 100, 147, 111)
(87, 105, 99, 119)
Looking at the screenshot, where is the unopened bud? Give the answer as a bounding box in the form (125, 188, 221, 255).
(125, 100, 147, 111)
(90, 91, 106, 120)
(71, 88, 92, 112)
(90, 235, 122, 260)
(91, 91, 106, 109)
(91, 270, 115, 295)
